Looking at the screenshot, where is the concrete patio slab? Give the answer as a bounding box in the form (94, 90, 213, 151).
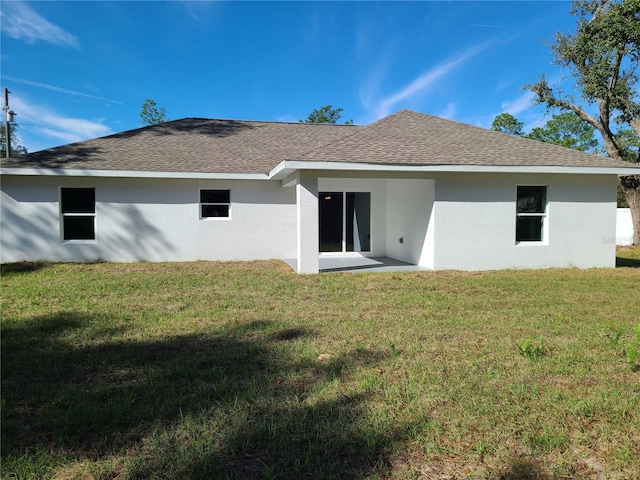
(284, 256, 430, 273)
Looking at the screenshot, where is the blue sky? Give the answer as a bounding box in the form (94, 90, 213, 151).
(1, 1, 577, 153)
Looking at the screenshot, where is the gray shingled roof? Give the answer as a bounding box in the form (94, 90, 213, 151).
(298, 110, 637, 169)
(2, 119, 359, 174)
(3, 110, 637, 174)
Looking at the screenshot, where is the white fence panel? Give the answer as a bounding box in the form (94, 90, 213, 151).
(617, 208, 633, 246)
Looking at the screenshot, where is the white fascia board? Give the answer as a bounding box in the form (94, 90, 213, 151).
(5, 162, 638, 180)
(0, 168, 269, 180)
(268, 160, 640, 179)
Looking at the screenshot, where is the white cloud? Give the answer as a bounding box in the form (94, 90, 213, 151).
(11, 97, 112, 151)
(1, 75, 122, 104)
(174, 0, 220, 22)
(366, 42, 492, 120)
(32, 126, 91, 144)
(439, 102, 457, 120)
(469, 24, 519, 30)
(0, 1, 78, 48)
(469, 90, 547, 131)
(497, 90, 549, 131)
(358, 49, 394, 116)
(275, 113, 298, 123)
(500, 91, 536, 116)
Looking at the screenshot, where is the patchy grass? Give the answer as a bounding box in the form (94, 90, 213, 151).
(2, 250, 639, 479)
(616, 245, 640, 267)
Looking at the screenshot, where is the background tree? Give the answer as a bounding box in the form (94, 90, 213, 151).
(614, 128, 640, 206)
(527, 112, 600, 152)
(301, 105, 353, 124)
(493, 111, 624, 203)
(140, 98, 166, 126)
(491, 113, 525, 136)
(1, 124, 28, 157)
(526, 0, 640, 244)
(491, 111, 600, 151)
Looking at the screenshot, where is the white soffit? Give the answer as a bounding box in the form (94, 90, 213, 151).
(3, 162, 639, 180)
(0, 168, 269, 180)
(268, 160, 640, 180)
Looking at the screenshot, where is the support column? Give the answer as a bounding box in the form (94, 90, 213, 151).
(296, 171, 319, 273)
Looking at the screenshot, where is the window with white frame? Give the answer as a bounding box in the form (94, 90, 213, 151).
(200, 189, 230, 218)
(61, 188, 96, 241)
(516, 185, 547, 243)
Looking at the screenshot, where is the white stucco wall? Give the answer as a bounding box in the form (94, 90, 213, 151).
(1, 175, 297, 263)
(296, 172, 319, 273)
(385, 178, 435, 268)
(1, 172, 620, 271)
(431, 173, 618, 270)
(616, 208, 633, 246)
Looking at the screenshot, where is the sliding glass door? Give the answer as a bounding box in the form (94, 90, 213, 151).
(319, 192, 371, 253)
(319, 192, 343, 252)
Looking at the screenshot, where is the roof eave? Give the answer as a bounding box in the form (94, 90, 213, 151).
(3, 162, 638, 181)
(0, 168, 269, 180)
(268, 160, 640, 180)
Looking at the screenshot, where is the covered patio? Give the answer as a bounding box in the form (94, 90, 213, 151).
(284, 256, 430, 273)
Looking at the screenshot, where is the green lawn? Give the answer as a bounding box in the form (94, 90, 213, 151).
(2, 249, 639, 479)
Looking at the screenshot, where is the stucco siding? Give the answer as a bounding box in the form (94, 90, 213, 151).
(432, 173, 617, 270)
(1, 176, 297, 263)
(1, 172, 620, 270)
(385, 178, 435, 268)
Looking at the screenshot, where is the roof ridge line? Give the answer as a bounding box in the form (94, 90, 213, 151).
(294, 111, 410, 159)
(174, 117, 361, 127)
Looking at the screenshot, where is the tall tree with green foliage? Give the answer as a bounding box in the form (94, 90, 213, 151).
(615, 129, 640, 206)
(491, 113, 525, 136)
(526, 0, 640, 244)
(140, 98, 166, 126)
(1, 124, 28, 157)
(527, 112, 600, 152)
(491, 111, 600, 152)
(300, 105, 353, 124)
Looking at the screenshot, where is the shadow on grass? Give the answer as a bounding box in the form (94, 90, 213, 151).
(2, 312, 403, 478)
(491, 458, 551, 480)
(616, 256, 640, 268)
(1, 261, 49, 274)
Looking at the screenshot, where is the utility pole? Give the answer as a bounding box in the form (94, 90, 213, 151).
(4, 88, 16, 158)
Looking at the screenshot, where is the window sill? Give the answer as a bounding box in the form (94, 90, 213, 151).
(61, 240, 97, 245)
(515, 241, 548, 247)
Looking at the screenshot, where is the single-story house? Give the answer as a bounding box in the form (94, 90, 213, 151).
(2, 109, 638, 273)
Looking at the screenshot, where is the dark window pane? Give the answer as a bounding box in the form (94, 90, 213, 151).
(64, 216, 95, 240)
(516, 216, 543, 242)
(517, 186, 546, 213)
(202, 204, 229, 218)
(200, 190, 230, 204)
(319, 192, 343, 252)
(61, 188, 95, 213)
